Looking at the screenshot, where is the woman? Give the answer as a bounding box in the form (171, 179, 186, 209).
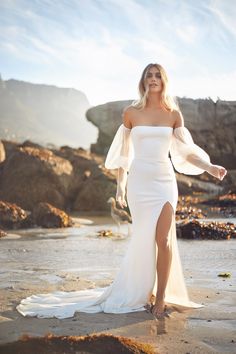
(16, 63, 227, 320)
(105, 63, 227, 318)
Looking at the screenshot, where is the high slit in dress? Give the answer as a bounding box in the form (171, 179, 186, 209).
(16, 124, 212, 318)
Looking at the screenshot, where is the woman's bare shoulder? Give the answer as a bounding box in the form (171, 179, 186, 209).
(171, 109, 184, 128)
(122, 105, 138, 115)
(122, 105, 137, 128)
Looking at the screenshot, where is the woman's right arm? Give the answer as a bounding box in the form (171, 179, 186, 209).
(116, 107, 133, 208)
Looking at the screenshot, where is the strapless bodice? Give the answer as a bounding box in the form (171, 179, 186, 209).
(131, 126, 173, 162)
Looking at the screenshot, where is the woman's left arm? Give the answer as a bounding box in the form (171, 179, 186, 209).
(170, 110, 227, 180)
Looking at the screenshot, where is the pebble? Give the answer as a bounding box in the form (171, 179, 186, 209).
(97, 229, 113, 237)
(218, 272, 231, 278)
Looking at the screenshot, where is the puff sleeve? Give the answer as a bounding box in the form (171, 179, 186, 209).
(104, 124, 134, 172)
(170, 126, 212, 175)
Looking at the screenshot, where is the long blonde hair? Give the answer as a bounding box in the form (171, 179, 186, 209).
(132, 63, 179, 112)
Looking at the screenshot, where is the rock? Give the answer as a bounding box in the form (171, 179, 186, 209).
(0, 200, 73, 229)
(217, 272, 231, 278)
(0, 140, 5, 163)
(97, 229, 114, 237)
(86, 100, 131, 155)
(0, 145, 73, 210)
(202, 192, 236, 217)
(192, 169, 236, 197)
(203, 193, 236, 207)
(52, 145, 114, 210)
(0, 140, 19, 160)
(0, 228, 7, 237)
(176, 204, 206, 221)
(0, 200, 29, 229)
(0, 333, 155, 354)
(175, 173, 224, 195)
(31, 202, 73, 228)
(219, 170, 236, 193)
(21, 140, 44, 149)
(52, 145, 118, 212)
(0, 139, 119, 213)
(73, 172, 117, 212)
(177, 219, 236, 240)
(3, 128, 233, 214)
(53, 145, 101, 182)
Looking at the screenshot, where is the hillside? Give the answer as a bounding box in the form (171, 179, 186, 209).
(0, 76, 97, 149)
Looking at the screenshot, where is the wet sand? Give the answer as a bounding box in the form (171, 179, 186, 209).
(0, 216, 235, 353)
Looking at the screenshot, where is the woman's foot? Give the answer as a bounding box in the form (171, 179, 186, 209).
(151, 299, 168, 319)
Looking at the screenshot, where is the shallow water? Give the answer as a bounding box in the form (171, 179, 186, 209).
(0, 217, 235, 293)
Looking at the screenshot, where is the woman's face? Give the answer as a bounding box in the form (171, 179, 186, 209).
(144, 66, 163, 93)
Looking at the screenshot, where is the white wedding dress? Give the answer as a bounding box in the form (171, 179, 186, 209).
(16, 124, 212, 319)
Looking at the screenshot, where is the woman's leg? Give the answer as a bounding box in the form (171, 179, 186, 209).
(153, 202, 173, 316)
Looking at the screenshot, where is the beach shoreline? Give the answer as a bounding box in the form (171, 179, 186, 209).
(0, 282, 235, 353)
(0, 217, 235, 353)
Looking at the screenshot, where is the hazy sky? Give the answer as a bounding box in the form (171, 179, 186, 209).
(0, 0, 235, 106)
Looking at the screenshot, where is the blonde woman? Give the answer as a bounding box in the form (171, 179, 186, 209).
(17, 63, 227, 320)
(105, 63, 227, 318)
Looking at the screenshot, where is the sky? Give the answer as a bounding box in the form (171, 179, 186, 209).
(0, 0, 236, 106)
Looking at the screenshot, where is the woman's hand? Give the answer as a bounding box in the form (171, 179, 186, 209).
(209, 164, 227, 181)
(116, 187, 127, 208)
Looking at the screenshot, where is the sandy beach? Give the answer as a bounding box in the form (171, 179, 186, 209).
(0, 216, 235, 353)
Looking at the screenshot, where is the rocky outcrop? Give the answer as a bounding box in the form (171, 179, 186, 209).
(0, 140, 116, 213)
(176, 173, 224, 195)
(73, 172, 116, 212)
(0, 132, 234, 214)
(0, 200, 29, 229)
(176, 219, 235, 240)
(0, 333, 155, 354)
(87, 100, 131, 155)
(31, 202, 73, 228)
(0, 145, 73, 210)
(0, 200, 74, 229)
(201, 192, 236, 217)
(178, 98, 236, 169)
(52, 145, 116, 212)
(86, 98, 236, 169)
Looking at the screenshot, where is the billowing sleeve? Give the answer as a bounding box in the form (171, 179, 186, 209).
(104, 124, 134, 172)
(170, 126, 212, 175)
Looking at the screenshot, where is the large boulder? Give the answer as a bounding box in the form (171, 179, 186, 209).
(0, 141, 118, 213)
(177, 219, 235, 240)
(0, 200, 74, 229)
(176, 173, 224, 195)
(0, 200, 29, 229)
(52, 145, 114, 210)
(178, 98, 236, 168)
(31, 202, 73, 228)
(73, 171, 117, 212)
(0, 146, 73, 210)
(87, 100, 131, 155)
